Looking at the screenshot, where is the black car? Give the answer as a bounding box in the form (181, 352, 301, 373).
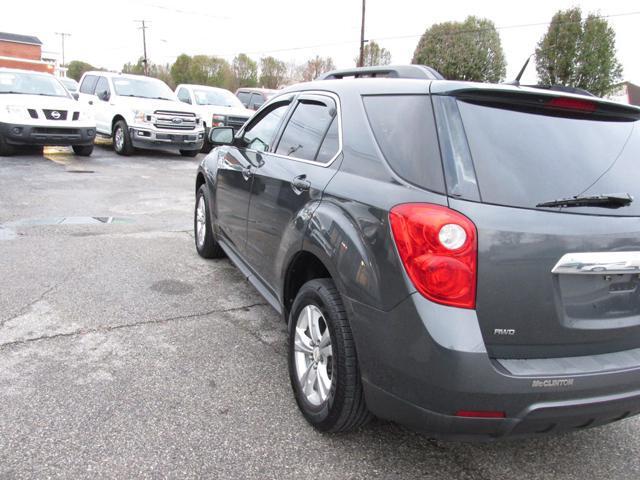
(194, 65, 640, 439)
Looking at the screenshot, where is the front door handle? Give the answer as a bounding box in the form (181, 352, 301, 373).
(242, 166, 253, 181)
(88, 100, 93, 105)
(291, 174, 311, 194)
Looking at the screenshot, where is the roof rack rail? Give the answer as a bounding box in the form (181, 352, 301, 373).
(317, 65, 444, 81)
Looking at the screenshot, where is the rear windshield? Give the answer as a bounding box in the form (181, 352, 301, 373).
(434, 95, 640, 216)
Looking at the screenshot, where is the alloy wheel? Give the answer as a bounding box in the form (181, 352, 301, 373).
(293, 304, 333, 406)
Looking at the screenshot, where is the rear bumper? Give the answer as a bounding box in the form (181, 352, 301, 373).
(129, 126, 204, 151)
(0, 121, 95, 146)
(345, 293, 640, 440)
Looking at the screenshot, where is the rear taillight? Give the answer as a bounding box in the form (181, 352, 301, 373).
(389, 203, 477, 309)
(546, 97, 597, 113)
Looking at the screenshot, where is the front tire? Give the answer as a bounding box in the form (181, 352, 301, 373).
(194, 185, 225, 258)
(180, 149, 199, 157)
(72, 144, 94, 156)
(113, 120, 134, 156)
(0, 135, 15, 156)
(288, 279, 372, 432)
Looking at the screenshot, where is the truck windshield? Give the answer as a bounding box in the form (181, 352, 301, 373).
(113, 77, 175, 100)
(193, 89, 243, 108)
(434, 95, 640, 216)
(0, 71, 69, 97)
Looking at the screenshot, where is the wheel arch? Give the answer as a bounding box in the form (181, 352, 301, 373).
(111, 115, 127, 134)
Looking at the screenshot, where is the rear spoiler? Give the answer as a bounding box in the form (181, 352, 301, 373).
(440, 88, 640, 121)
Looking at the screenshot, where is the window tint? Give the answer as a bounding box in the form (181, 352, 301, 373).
(237, 91, 250, 106)
(363, 95, 445, 193)
(79, 75, 98, 94)
(243, 102, 290, 152)
(249, 93, 265, 110)
(315, 117, 339, 163)
(276, 99, 337, 162)
(94, 77, 110, 100)
(177, 88, 191, 104)
(450, 98, 640, 216)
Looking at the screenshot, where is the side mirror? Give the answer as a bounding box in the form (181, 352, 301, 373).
(99, 90, 110, 101)
(209, 126, 234, 146)
(72, 92, 79, 101)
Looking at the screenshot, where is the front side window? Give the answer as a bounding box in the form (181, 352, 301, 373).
(276, 98, 337, 162)
(237, 91, 251, 106)
(177, 88, 191, 104)
(79, 75, 98, 94)
(242, 102, 290, 152)
(0, 71, 69, 97)
(249, 93, 265, 110)
(94, 77, 110, 100)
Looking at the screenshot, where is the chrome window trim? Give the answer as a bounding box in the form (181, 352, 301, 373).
(240, 90, 343, 168)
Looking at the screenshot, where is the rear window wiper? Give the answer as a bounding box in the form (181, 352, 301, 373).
(536, 193, 633, 209)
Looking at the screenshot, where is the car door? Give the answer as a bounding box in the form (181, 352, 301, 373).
(78, 74, 98, 119)
(92, 76, 112, 133)
(244, 93, 342, 295)
(214, 97, 294, 256)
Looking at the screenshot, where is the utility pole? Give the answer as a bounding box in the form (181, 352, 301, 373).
(55, 32, 71, 73)
(135, 20, 150, 75)
(358, 0, 366, 67)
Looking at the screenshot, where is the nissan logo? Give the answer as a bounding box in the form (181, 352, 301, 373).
(171, 118, 183, 124)
(51, 111, 61, 119)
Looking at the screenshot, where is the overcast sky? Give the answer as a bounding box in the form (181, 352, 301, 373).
(2, 0, 639, 85)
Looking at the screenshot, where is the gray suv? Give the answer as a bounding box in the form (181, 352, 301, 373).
(194, 65, 640, 439)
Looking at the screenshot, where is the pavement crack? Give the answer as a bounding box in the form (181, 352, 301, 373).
(0, 301, 268, 349)
(0, 271, 74, 328)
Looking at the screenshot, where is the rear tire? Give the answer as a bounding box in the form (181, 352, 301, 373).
(0, 135, 15, 156)
(195, 185, 225, 259)
(288, 279, 372, 432)
(180, 149, 199, 157)
(113, 120, 134, 156)
(72, 144, 94, 156)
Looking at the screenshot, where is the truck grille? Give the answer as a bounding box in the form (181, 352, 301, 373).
(43, 109, 67, 120)
(153, 110, 198, 131)
(227, 116, 249, 130)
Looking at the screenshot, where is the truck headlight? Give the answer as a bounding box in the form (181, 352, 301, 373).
(5, 105, 28, 119)
(133, 110, 154, 123)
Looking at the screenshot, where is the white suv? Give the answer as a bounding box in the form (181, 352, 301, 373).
(0, 68, 96, 156)
(78, 71, 204, 157)
(175, 84, 252, 152)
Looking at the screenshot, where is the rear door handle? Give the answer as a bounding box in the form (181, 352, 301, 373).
(242, 166, 253, 181)
(291, 174, 311, 194)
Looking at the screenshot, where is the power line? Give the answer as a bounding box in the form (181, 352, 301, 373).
(211, 10, 640, 58)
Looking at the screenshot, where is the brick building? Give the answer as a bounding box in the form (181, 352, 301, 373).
(609, 81, 640, 107)
(0, 32, 54, 73)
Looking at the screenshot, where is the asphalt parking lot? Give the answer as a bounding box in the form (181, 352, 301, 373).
(1, 144, 639, 480)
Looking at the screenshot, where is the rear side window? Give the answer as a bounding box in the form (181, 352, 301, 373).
(79, 75, 98, 94)
(276, 98, 337, 162)
(363, 95, 445, 193)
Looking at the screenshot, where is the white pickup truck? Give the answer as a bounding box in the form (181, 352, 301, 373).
(175, 84, 252, 152)
(78, 71, 204, 157)
(0, 68, 96, 156)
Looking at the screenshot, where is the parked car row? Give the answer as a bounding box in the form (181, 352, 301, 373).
(0, 66, 275, 157)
